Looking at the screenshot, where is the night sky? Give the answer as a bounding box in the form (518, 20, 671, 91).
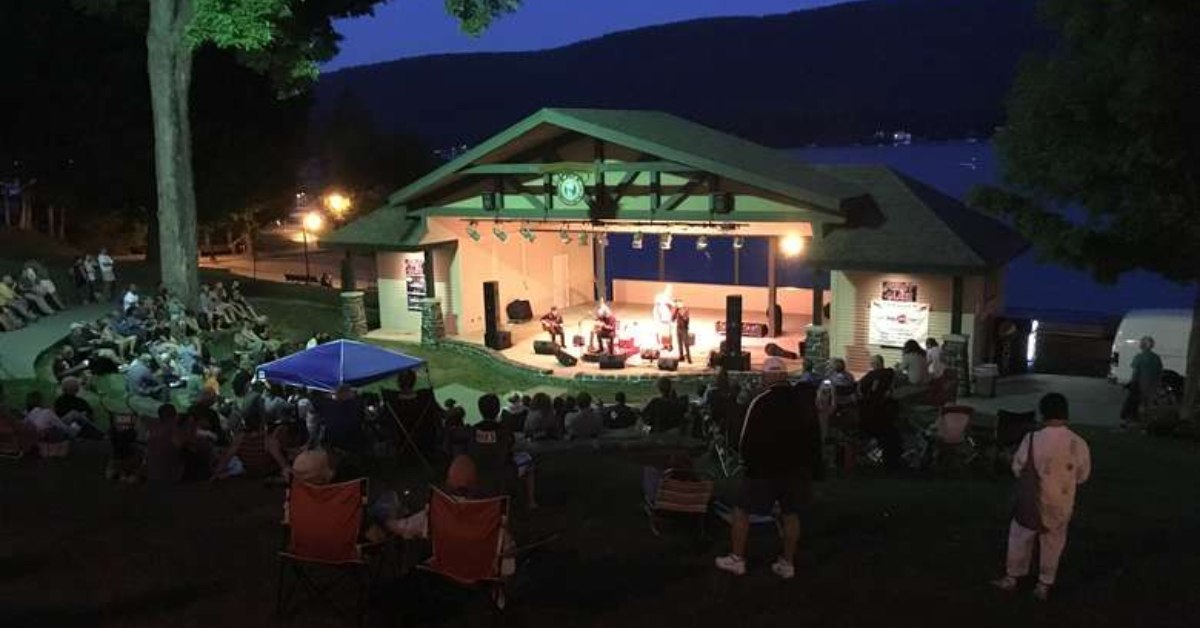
(325, 0, 847, 70)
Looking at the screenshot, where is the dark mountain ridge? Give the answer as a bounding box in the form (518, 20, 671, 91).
(315, 0, 1050, 148)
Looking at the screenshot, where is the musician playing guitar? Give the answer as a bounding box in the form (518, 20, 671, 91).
(540, 306, 566, 346)
(672, 297, 691, 364)
(653, 284, 675, 351)
(590, 301, 617, 355)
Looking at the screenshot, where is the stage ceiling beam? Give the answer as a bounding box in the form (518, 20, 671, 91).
(460, 161, 696, 176)
(659, 175, 708, 212)
(499, 176, 548, 214)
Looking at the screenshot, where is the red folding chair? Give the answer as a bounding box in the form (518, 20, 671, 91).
(419, 486, 513, 609)
(276, 478, 389, 624)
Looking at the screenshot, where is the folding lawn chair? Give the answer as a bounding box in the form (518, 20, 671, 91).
(276, 478, 390, 625)
(931, 404, 978, 470)
(643, 467, 715, 537)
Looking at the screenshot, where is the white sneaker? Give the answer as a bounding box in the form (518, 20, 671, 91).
(770, 557, 795, 580)
(714, 554, 746, 576)
(991, 576, 1018, 591)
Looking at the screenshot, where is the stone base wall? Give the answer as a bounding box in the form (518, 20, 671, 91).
(805, 325, 830, 376)
(943, 333, 970, 397)
(340, 291, 368, 339)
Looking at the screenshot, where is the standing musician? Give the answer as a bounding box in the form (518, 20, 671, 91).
(590, 301, 617, 355)
(673, 298, 692, 364)
(540, 306, 566, 346)
(653, 284, 675, 351)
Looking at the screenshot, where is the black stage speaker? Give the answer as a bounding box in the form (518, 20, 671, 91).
(720, 351, 752, 372)
(483, 281, 501, 340)
(485, 330, 512, 351)
(506, 300, 533, 323)
(765, 342, 799, 360)
(599, 354, 627, 370)
(534, 340, 559, 355)
(555, 349, 578, 367)
(725, 295, 743, 356)
(657, 357, 679, 371)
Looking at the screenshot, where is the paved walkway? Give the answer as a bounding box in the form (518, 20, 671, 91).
(0, 304, 112, 379)
(965, 373, 1125, 428)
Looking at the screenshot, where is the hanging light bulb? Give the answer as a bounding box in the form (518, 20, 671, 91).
(696, 235, 709, 251)
(492, 224, 508, 242)
(732, 235, 745, 250)
(631, 232, 644, 250)
(660, 233, 673, 250)
(466, 221, 481, 242)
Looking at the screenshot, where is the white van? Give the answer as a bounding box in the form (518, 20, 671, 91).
(1109, 309, 1190, 384)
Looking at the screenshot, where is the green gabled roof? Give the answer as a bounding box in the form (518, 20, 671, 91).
(389, 107, 867, 215)
(322, 203, 427, 250)
(807, 165, 1027, 273)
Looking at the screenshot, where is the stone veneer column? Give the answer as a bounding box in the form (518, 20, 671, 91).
(340, 291, 368, 339)
(943, 333, 970, 397)
(804, 325, 830, 375)
(420, 298, 446, 346)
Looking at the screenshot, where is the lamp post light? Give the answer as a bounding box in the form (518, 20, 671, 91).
(302, 211, 324, 282)
(324, 192, 351, 220)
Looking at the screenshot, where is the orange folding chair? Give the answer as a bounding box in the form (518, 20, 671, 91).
(276, 478, 389, 624)
(419, 486, 513, 610)
(643, 467, 714, 537)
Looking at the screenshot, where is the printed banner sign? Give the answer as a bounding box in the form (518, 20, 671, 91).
(404, 254, 427, 312)
(868, 299, 929, 347)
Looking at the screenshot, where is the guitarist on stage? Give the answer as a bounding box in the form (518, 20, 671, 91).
(590, 301, 617, 355)
(540, 306, 566, 346)
(673, 298, 692, 364)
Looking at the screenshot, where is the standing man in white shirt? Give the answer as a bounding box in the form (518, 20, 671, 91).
(122, 284, 140, 315)
(97, 248, 116, 301)
(992, 392, 1091, 600)
(925, 337, 945, 378)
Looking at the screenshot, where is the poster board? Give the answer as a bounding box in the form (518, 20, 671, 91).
(881, 280, 918, 302)
(868, 299, 929, 347)
(403, 253, 427, 312)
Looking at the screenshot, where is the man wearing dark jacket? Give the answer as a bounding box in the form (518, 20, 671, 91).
(715, 357, 822, 579)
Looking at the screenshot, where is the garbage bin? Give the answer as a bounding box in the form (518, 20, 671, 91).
(973, 363, 999, 398)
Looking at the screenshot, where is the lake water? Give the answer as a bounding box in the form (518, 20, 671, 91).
(790, 142, 1195, 319)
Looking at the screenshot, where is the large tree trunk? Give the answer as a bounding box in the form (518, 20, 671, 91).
(1183, 284, 1200, 421)
(147, 0, 199, 307)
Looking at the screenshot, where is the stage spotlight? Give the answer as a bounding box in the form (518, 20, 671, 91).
(632, 232, 644, 250)
(519, 226, 535, 242)
(492, 224, 508, 242)
(559, 228, 571, 244)
(696, 235, 709, 251)
(467, 221, 481, 242)
(660, 233, 673, 250)
(597, 233, 609, 247)
(732, 236, 745, 250)
(579, 232, 589, 246)
(781, 233, 805, 257)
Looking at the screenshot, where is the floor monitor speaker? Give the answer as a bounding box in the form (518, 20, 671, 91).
(533, 340, 559, 355)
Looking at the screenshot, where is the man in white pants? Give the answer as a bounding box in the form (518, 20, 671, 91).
(993, 392, 1091, 600)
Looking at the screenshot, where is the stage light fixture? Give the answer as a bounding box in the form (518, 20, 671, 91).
(660, 233, 673, 250)
(632, 232, 644, 250)
(781, 233, 805, 257)
(492, 224, 508, 242)
(696, 235, 709, 251)
(597, 233, 609, 247)
(579, 232, 589, 246)
(466, 221, 481, 242)
(519, 225, 535, 242)
(559, 228, 571, 244)
(732, 236, 745, 250)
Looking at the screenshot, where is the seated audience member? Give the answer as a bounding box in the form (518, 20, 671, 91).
(926, 338, 945, 378)
(386, 370, 442, 456)
(228, 281, 260, 321)
(0, 276, 37, 324)
(176, 411, 216, 482)
(289, 447, 337, 485)
(642, 377, 685, 434)
(52, 346, 90, 381)
(4, 274, 54, 315)
(188, 389, 228, 446)
(524, 393, 557, 440)
(319, 385, 368, 461)
(0, 385, 37, 455)
(466, 393, 537, 508)
(54, 377, 102, 438)
(603, 391, 640, 429)
(500, 393, 528, 434)
(234, 321, 273, 358)
(126, 355, 168, 401)
(565, 391, 603, 439)
(24, 391, 78, 448)
(23, 263, 65, 310)
(212, 410, 291, 480)
(858, 355, 901, 469)
(858, 355, 895, 403)
(121, 284, 140, 315)
(896, 339, 930, 386)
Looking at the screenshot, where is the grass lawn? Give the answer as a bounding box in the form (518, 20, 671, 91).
(1, 424, 1198, 628)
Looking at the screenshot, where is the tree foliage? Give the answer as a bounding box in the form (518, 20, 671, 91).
(974, 0, 1200, 283)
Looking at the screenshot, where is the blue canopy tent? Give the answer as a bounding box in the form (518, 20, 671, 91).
(255, 339, 425, 392)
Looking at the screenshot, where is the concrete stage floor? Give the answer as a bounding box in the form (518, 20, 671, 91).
(460, 303, 811, 378)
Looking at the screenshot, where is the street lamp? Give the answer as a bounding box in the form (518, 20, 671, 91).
(324, 192, 351, 219)
(302, 211, 324, 282)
